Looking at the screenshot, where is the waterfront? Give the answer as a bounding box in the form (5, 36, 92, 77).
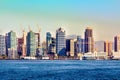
(0, 60, 120, 80)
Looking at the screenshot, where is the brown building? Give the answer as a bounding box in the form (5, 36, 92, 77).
(17, 38, 23, 57)
(114, 35, 120, 52)
(84, 27, 94, 53)
(104, 41, 113, 56)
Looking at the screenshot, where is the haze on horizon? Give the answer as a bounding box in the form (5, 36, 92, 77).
(0, 0, 120, 41)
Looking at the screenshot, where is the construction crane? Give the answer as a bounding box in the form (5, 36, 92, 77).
(20, 24, 25, 32)
(36, 24, 41, 47)
(36, 24, 41, 33)
(36, 24, 43, 57)
(28, 25, 31, 31)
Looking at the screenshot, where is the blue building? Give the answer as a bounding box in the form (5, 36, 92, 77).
(46, 32, 52, 54)
(77, 36, 82, 53)
(26, 31, 36, 57)
(0, 35, 6, 55)
(81, 39, 85, 53)
(56, 28, 66, 56)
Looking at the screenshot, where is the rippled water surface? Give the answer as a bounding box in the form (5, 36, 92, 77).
(0, 60, 120, 80)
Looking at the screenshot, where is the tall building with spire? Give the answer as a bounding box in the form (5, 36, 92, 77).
(56, 28, 66, 56)
(84, 27, 94, 53)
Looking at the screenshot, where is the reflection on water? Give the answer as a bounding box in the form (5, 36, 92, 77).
(0, 60, 120, 80)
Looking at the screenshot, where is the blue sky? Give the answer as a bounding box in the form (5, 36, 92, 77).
(0, 0, 120, 41)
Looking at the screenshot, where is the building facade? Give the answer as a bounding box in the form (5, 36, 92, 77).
(26, 31, 36, 57)
(104, 41, 113, 57)
(66, 39, 75, 57)
(84, 27, 94, 53)
(0, 35, 6, 55)
(46, 32, 52, 54)
(114, 35, 120, 52)
(94, 41, 104, 52)
(6, 31, 18, 59)
(22, 31, 27, 57)
(56, 28, 66, 56)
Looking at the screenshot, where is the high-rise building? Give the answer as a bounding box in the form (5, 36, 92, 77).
(56, 28, 66, 56)
(22, 31, 27, 57)
(17, 38, 23, 57)
(114, 35, 120, 52)
(81, 39, 85, 53)
(77, 36, 81, 53)
(0, 35, 6, 55)
(66, 39, 75, 57)
(104, 41, 113, 56)
(26, 31, 36, 57)
(6, 31, 18, 59)
(84, 27, 94, 53)
(35, 32, 42, 56)
(46, 32, 52, 54)
(49, 37, 56, 54)
(42, 41, 47, 56)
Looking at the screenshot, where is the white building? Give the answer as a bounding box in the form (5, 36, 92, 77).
(0, 35, 6, 55)
(8, 48, 18, 59)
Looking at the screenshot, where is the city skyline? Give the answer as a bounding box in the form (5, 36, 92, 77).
(0, 0, 120, 41)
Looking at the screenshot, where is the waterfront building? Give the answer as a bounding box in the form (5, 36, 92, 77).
(42, 41, 47, 56)
(94, 41, 104, 52)
(84, 27, 94, 53)
(114, 35, 120, 52)
(77, 36, 82, 53)
(0, 35, 6, 55)
(104, 41, 113, 57)
(17, 38, 23, 57)
(35, 32, 42, 56)
(46, 32, 52, 54)
(56, 28, 66, 56)
(66, 39, 75, 57)
(112, 51, 120, 59)
(22, 31, 27, 57)
(26, 30, 36, 57)
(81, 39, 85, 53)
(6, 31, 18, 59)
(49, 37, 56, 54)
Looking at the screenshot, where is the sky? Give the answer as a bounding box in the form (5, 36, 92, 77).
(0, 0, 120, 41)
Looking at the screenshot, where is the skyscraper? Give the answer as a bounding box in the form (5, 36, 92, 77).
(56, 28, 66, 56)
(17, 38, 23, 57)
(22, 30, 27, 57)
(26, 31, 36, 57)
(49, 37, 56, 54)
(114, 35, 120, 52)
(84, 27, 94, 53)
(6, 31, 18, 59)
(0, 35, 6, 55)
(66, 39, 75, 57)
(46, 32, 52, 54)
(104, 41, 113, 56)
(77, 36, 82, 53)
